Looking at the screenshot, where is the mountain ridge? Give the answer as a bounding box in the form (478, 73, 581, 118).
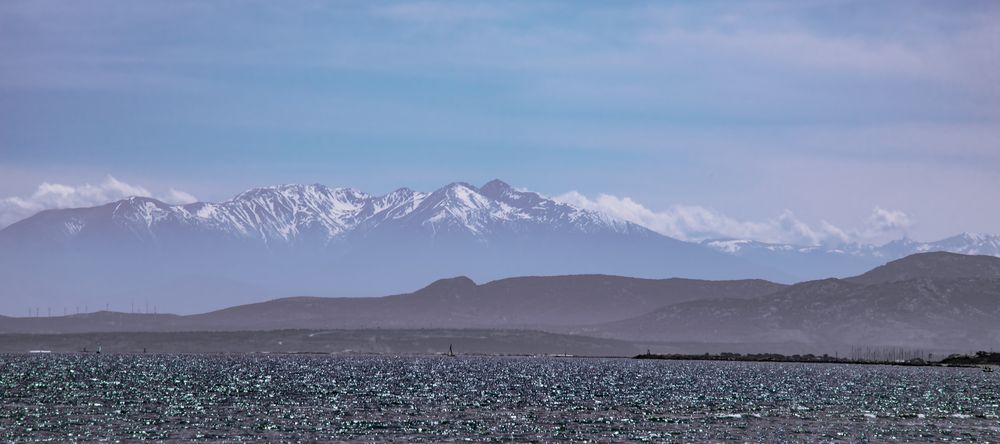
(847, 251, 1000, 285)
(700, 233, 1000, 281)
(0, 180, 649, 248)
(0, 273, 787, 333)
(587, 252, 1000, 352)
(3, 252, 999, 354)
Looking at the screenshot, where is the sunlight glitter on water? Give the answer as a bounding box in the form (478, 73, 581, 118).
(1, 354, 998, 441)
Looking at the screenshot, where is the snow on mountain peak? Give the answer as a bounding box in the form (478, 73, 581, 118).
(931, 232, 1000, 256)
(705, 232, 1000, 264)
(703, 239, 754, 254)
(440, 182, 491, 209)
(955, 232, 991, 242)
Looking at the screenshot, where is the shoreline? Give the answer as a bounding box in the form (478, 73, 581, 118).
(634, 352, 998, 369)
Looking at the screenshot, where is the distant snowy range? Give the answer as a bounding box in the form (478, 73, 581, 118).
(1, 179, 997, 314)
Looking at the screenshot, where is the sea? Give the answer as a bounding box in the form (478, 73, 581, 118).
(1, 354, 998, 442)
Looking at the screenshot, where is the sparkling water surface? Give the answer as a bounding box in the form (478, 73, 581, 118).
(1, 354, 998, 442)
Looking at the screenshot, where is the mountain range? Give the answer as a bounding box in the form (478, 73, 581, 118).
(3, 252, 998, 354)
(0, 179, 774, 314)
(701, 232, 1000, 280)
(1, 179, 998, 315)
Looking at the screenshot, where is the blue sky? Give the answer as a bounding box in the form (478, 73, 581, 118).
(1, 1, 998, 244)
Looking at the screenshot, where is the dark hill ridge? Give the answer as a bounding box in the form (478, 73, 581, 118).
(847, 251, 1000, 285)
(4, 252, 999, 354)
(588, 254, 1000, 352)
(0, 275, 785, 334)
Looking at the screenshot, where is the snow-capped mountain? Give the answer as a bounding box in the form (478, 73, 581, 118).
(704, 233, 1000, 259)
(0, 180, 768, 315)
(908, 233, 1000, 256)
(3, 180, 643, 248)
(701, 233, 1000, 280)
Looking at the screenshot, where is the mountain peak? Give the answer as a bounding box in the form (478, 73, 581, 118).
(113, 195, 171, 214)
(387, 187, 416, 195)
(426, 275, 477, 288)
(480, 179, 511, 196)
(412, 276, 478, 300)
(232, 184, 293, 201)
(427, 182, 490, 209)
(954, 232, 993, 241)
(119, 195, 165, 204)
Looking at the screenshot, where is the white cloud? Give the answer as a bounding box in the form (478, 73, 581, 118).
(861, 207, 913, 238)
(0, 176, 197, 228)
(165, 188, 198, 205)
(555, 191, 910, 246)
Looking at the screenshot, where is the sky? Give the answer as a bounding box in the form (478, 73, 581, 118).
(0, 0, 998, 245)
